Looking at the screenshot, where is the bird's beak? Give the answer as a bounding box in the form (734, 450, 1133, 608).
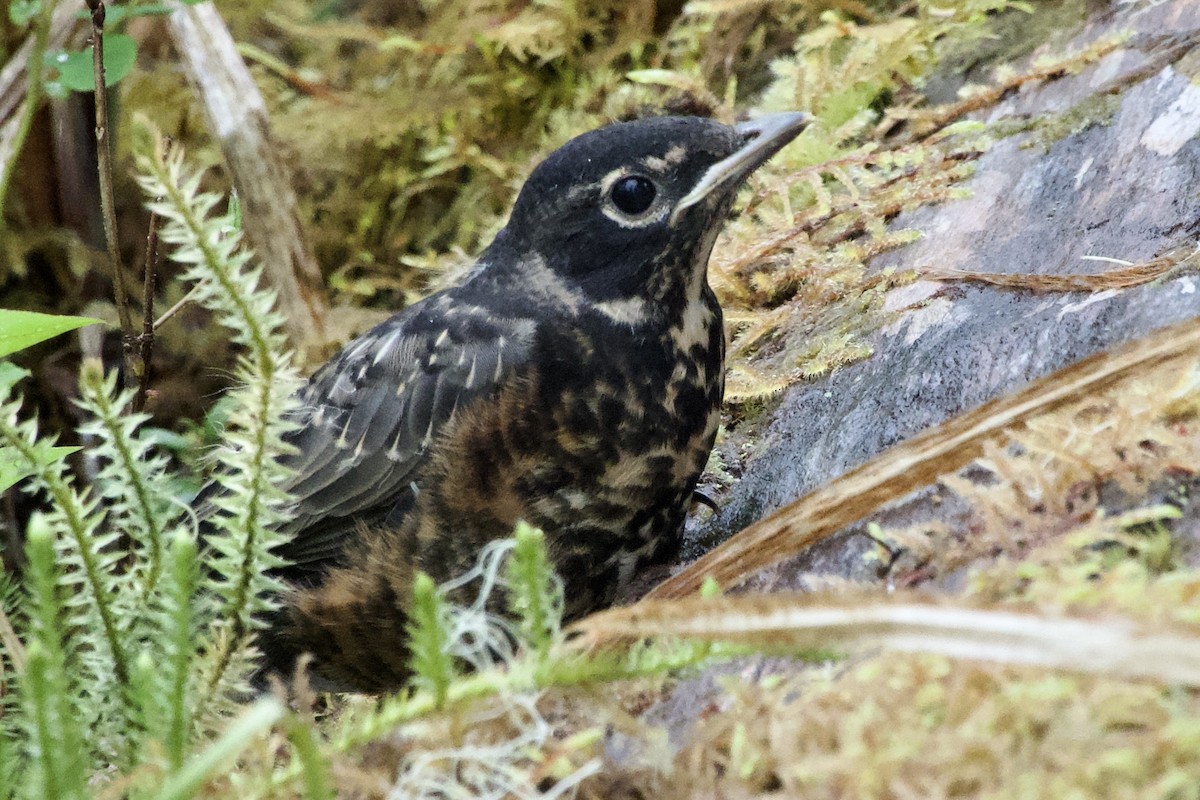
(670, 111, 812, 226)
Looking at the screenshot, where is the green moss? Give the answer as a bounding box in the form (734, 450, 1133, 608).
(592, 652, 1200, 799)
(926, 0, 1087, 104)
(1027, 90, 1122, 151)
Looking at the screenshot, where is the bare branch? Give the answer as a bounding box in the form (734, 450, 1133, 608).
(134, 210, 160, 413)
(85, 0, 139, 378)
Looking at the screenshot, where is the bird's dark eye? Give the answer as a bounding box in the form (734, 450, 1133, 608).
(610, 175, 657, 215)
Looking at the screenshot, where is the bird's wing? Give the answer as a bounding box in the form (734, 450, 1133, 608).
(272, 294, 537, 573)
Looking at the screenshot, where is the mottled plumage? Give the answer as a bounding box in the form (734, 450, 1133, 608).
(232, 112, 809, 691)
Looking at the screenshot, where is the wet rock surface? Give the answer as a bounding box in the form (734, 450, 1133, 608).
(682, 0, 1200, 588)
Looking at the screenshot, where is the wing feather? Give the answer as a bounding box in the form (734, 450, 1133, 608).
(270, 294, 537, 572)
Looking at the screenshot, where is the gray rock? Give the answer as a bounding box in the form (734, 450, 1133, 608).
(684, 1, 1200, 584)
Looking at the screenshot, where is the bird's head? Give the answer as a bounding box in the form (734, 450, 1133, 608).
(495, 112, 811, 314)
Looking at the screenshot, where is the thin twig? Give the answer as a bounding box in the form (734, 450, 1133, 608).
(86, 0, 139, 385)
(154, 285, 201, 330)
(133, 210, 160, 413)
(919, 248, 1192, 294)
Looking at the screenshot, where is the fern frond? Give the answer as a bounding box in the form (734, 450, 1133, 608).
(0, 390, 131, 739)
(75, 360, 180, 604)
(128, 531, 200, 773)
(20, 523, 88, 800)
(408, 573, 456, 708)
(133, 127, 301, 718)
(505, 522, 562, 661)
(0, 571, 23, 800)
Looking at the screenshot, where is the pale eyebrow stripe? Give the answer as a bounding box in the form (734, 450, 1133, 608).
(643, 155, 669, 171)
(566, 181, 602, 202)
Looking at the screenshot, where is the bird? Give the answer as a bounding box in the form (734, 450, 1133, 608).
(244, 111, 810, 692)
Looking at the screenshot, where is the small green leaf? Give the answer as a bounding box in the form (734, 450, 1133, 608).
(0, 446, 80, 494)
(0, 361, 29, 391)
(8, 0, 40, 26)
(44, 33, 139, 93)
(200, 395, 240, 443)
(139, 426, 193, 453)
(228, 190, 243, 231)
(0, 452, 32, 495)
(43, 49, 92, 93)
(99, 33, 138, 85)
(0, 310, 104, 358)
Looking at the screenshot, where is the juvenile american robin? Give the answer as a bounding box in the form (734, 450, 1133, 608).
(249, 112, 810, 691)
